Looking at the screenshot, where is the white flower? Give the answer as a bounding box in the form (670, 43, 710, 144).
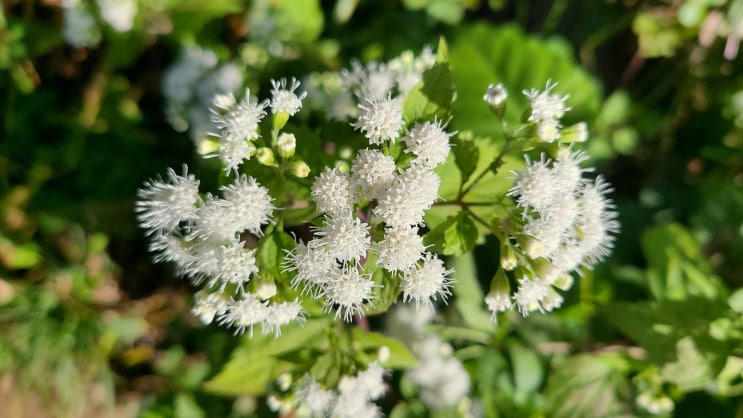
(350, 149, 397, 199)
(311, 168, 354, 215)
(285, 240, 337, 295)
(353, 96, 404, 144)
(191, 290, 229, 325)
(136, 166, 200, 235)
(484, 290, 512, 319)
(322, 266, 375, 321)
(401, 253, 452, 310)
(221, 175, 275, 236)
(216, 137, 256, 173)
(512, 277, 550, 316)
(217, 296, 269, 336)
(540, 287, 564, 312)
(148, 233, 197, 269)
(523, 80, 571, 124)
(206, 239, 258, 292)
(270, 77, 307, 115)
(97, 0, 137, 32)
(342, 61, 395, 99)
(263, 300, 305, 337)
(315, 214, 370, 264)
(508, 154, 557, 213)
(295, 378, 336, 415)
(188, 196, 237, 243)
(211, 88, 268, 142)
(403, 120, 454, 168)
(483, 83, 508, 107)
(374, 167, 440, 228)
(277, 132, 296, 158)
(536, 119, 561, 143)
(355, 362, 387, 400)
(375, 226, 425, 273)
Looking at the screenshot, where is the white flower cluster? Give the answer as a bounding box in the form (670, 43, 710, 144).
(162, 47, 243, 143)
(386, 305, 471, 410)
(287, 106, 455, 319)
(303, 48, 436, 121)
(136, 167, 305, 336)
(209, 77, 306, 173)
(486, 147, 619, 319)
(283, 363, 386, 418)
(61, 0, 137, 48)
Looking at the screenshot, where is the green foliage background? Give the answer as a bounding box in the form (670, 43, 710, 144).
(2, 0, 743, 417)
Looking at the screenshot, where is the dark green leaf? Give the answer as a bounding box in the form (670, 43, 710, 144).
(423, 211, 478, 256)
(451, 133, 479, 184)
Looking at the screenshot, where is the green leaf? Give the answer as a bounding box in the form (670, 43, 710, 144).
(728, 288, 743, 314)
(544, 353, 631, 418)
(351, 328, 418, 369)
(508, 343, 543, 394)
(256, 224, 296, 281)
(403, 38, 454, 123)
(203, 318, 329, 395)
(363, 253, 401, 315)
(451, 133, 480, 184)
(451, 251, 495, 333)
(601, 298, 729, 390)
(423, 211, 478, 256)
(174, 393, 206, 418)
(641, 223, 726, 300)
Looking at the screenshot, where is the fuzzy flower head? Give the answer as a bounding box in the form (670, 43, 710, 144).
(401, 253, 453, 310)
(512, 277, 550, 316)
(375, 226, 425, 273)
(353, 95, 405, 144)
(523, 80, 571, 124)
(136, 166, 200, 235)
(270, 77, 307, 116)
(350, 148, 397, 199)
(211, 89, 268, 142)
(220, 175, 275, 236)
(312, 168, 354, 215)
(315, 214, 370, 264)
(217, 297, 269, 336)
(322, 267, 376, 321)
(216, 137, 256, 173)
(403, 120, 455, 168)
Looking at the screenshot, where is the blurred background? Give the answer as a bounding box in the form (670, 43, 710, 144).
(2, 0, 743, 417)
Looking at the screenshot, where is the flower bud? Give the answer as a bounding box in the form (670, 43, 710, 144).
(483, 83, 507, 118)
(289, 160, 311, 178)
(484, 268, 512, 321)
(536, 120, 561, 143)
(255, 276, 277, 299)
(256, 147, 277, 167)
(500, 240, 517, 270)
(277, 132, 296, 159)
(552, 274, 574, 291)
(559, 122, 588, 143)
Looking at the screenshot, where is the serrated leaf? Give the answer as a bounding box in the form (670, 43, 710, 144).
(351, 328, 418, 369)
(403, 38, 453, 122)
(451, 134, 479, 184)
(423, 211, 477, 256)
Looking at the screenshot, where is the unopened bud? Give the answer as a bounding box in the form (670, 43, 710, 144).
(485, 268, 512, 320)
(483, 83, 507, 118)
(552, 274, 574, 291)
(500, 240, 517, 270)
(255, 277, 277, 299)
(277, 132, 296, 159)
(536, 120, 561, 143)
(256, 147, 277, 166)
(559, 122, 588, 143)
(289, 160, 311, 178)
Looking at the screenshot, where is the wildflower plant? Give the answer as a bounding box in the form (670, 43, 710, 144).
(137, 38, 619, 415)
